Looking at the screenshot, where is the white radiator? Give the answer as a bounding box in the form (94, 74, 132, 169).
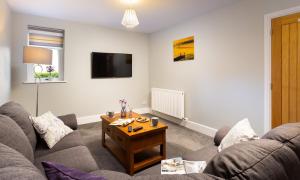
(151, 88, 184, 119)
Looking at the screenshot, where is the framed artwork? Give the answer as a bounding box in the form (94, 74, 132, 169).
(173, 36, 194, 62)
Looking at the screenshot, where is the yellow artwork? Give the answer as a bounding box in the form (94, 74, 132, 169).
(173, 36, 194, 62)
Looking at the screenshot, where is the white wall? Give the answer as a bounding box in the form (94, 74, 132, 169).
(11, 13, 149, 117)
(0, 0, 11, 105)
(149, 0, 300, 135)
(10, 0, 300, 133)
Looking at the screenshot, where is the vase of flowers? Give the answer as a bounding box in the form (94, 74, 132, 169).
(128, 104, 133, 118)
(119, 99, 127, 118)
(46, 65, 55, 81)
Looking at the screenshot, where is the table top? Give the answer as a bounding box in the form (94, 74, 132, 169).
(101, 112, 168, 137)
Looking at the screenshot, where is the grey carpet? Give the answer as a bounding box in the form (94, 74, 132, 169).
(78, 114, 213, 176)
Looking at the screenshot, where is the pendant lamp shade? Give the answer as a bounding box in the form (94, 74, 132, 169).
(121, 9, 139, 28)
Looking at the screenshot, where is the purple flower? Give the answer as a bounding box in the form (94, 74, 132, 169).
(119, 99, 127, 108)
(46, 66, 55, 73)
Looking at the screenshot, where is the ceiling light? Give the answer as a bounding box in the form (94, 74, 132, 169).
(121, 9, 139, 28)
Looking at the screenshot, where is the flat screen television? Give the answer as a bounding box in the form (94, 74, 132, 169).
(91, 52, 132, 78)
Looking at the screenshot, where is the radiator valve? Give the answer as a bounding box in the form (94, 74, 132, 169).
(182, 117, 188, 121)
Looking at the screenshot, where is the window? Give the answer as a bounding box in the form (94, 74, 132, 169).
(26, 25, 65, 82)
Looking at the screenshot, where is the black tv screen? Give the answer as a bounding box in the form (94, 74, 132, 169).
(91, 52, 132, 78)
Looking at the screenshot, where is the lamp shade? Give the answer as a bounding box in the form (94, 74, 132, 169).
(121, 9, 139, 28)
(23, 46, 52, 65)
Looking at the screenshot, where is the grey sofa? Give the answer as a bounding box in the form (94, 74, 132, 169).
(183, 123, 300, 180)
(0, 101, 299, 180)
(0, 101, 221, 180)
(183, 126, 231, 163)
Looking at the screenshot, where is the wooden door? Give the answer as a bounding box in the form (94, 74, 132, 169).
(272, 13, 300, 128)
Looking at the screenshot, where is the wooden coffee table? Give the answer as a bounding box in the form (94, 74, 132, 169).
(101, 112, 168, 175)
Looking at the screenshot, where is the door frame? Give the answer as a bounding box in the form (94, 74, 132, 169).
(264, 6, 300, 133)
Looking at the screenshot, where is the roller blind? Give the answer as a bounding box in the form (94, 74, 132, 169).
(28, 25, 64, 48)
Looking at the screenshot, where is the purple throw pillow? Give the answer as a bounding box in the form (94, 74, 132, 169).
(42, 161, 105, 180)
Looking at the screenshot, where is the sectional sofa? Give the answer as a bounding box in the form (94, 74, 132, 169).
(0, 101, 299, 180)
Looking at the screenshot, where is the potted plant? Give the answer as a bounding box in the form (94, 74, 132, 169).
(119, 99, 127, 118)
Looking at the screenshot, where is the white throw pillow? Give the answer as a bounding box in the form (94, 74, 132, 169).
(218, 118, 259, 152)
(31, 111, 73, 148)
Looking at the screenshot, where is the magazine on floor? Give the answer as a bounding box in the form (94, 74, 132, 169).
(161, 157, 206, 175)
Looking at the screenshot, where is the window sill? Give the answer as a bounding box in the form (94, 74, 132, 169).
(23, 80, 67, 84)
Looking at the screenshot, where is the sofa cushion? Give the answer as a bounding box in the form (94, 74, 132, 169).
(183, 144, 218, 163)
(42, 161, 105, 180)
(186, 174, 224, 180)
(35, 130, 85, 157)
(91, 170, 222, 180)
(58, 114, 78, 130)
(91, 170, 131, 180)
(133, 174, 222, 180)
(214, 127, 230, 146)
(0, 115, 34, 162)
(218, 118, 259, 152)
(262, 123, 300, 159)
(0, 143, 46, 180)
(35, 145, 99, 173)
(0, 101, 37, 150)
(31, 111, 73, 148)
(204, 139, 300, 180)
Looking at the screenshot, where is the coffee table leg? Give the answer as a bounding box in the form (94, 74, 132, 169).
(102, 131, 106, 147)
(160, 131, 166, 159)
(126, 150, 134, 175)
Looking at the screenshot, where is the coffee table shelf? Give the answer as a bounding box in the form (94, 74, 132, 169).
(133, 155, 163, 172)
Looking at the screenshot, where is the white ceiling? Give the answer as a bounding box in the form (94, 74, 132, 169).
(7, 0, 239, 33)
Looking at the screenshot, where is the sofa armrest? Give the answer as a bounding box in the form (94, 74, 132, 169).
(58, 114, 78, 130)
(214, 126, 230, 146)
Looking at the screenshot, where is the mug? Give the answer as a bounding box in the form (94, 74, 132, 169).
(106, 111, 115, 118)
(150, 117, 159, 127)
(128, 126, 132, 132)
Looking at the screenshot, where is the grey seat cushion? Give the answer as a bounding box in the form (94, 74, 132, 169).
(58, 114, 78, 130)
(91, 170, 131, 180)
(35, 145, 99, 173)
(186, 174, 224, 180)
(204, 139, 300, 180)
(0, 101, 37, 150)
(183, 144, 218, 163)
(91, 169, 222, 180)
(262, 123, 300, 159)
(0, 115, 34, 162)
(35, 130, 85, 157)
(134, 174, 222, 180)
(0, 143, 46, 180)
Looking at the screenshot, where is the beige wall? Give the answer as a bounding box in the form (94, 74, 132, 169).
(149, 0, 300, 135)
(0, 0, 11, 105)
(11, 13, 149, 117)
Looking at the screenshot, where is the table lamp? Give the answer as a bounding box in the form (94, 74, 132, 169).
(23, 46, 52, 116)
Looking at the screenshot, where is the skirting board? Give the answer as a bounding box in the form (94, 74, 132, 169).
(77, 107, 151, 125)
(77, 114, 103, 125)
(151, 110, 217, 137)
(180, 120, 217, 137)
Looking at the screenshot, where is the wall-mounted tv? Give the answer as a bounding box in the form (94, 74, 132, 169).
(91, 52, 132, 78)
